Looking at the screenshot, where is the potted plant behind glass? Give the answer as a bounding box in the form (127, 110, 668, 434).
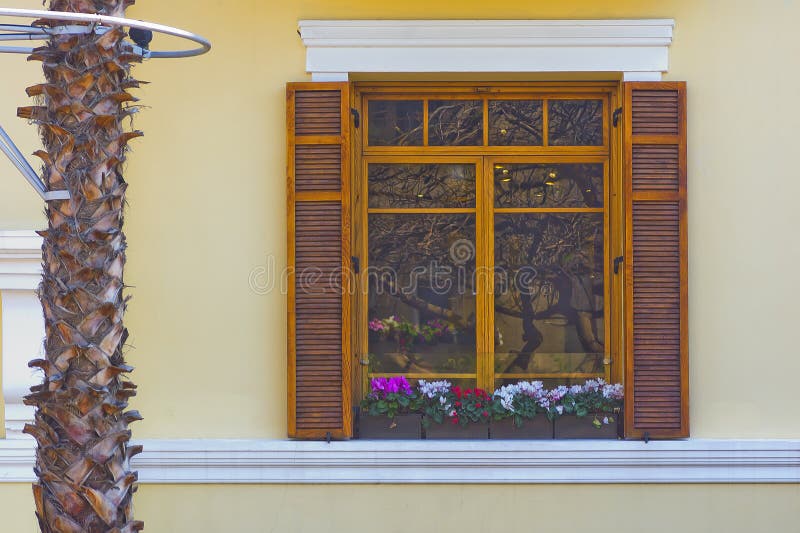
(552, 380, 623, 439)
(358, 376, 422, 439)
(490, 381, 554, 439)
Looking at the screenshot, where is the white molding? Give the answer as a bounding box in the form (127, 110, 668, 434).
(622, 71, 664, 82)
(3, 404, 33, 440)
(311, 72, 349, 82)
(1, 438, 798, 484)
(0, 231, 42, 290)
(298, 19, 674, 79)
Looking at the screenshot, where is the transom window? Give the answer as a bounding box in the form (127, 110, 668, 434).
(354, 83, 622, 394)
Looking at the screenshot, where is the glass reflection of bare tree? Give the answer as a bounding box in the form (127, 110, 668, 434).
(494, 213, 604, 375)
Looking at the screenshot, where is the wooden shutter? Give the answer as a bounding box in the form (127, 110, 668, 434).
(287, 82, 352, 439)
(623, 82, 688, 439)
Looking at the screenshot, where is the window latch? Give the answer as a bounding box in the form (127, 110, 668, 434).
(350, 108, 361, 129)
(351, 256, 361, 274)
(612, 107, 623, 128)
(613, 255, 624, 274)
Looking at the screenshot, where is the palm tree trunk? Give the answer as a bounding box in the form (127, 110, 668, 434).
(19, 1, 144, 531)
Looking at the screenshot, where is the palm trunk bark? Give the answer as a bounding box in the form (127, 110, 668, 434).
(19, 1, 143, 531)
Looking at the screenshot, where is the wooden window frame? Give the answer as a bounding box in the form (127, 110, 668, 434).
(351, 82, 624, 398)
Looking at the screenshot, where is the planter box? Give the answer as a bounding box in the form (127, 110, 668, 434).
(424, 421, 489, 440)
(490, 417, 553, 440)
(358, 414, 421, 440)
(554, 414, 620, 439)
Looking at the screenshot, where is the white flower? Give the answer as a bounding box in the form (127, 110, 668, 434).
(603, 416, 610, 425)
(556, 405, 564, 415)
(602, 383, 624, 400)
(538, 397, 550, 409)
(418, 380, 452, 399)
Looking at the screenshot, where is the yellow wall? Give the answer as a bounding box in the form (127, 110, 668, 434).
(2, 483, 800, 532)
(0, 0, 800, 438)
(1, 0, 800, 531)
(1, 0, 799, 439)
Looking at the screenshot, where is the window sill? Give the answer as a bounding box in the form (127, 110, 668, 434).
(1, 438, 798, 484)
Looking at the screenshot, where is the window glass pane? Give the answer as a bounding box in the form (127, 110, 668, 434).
(494, 163, 603, 208)
(493, 213, 604, 380)
(368, 214, 477, 376)
(368, 100, 424, 146)
(368, 163, 476, 209)
(428, 100, 483, 146)
(489, 100, 543, 146)
(548, 99, 604, 146)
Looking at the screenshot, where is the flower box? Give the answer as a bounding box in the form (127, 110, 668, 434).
(424, 421, 489, 440)
(358, 414, 422, 440)
(490, 417, 553, 440)
(554, 414, 620, 439)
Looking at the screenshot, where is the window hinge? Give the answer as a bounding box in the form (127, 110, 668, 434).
(612, 107, 623, 128)
(643, 432, 651, 444)
(350, 108, 361, 129)
(358, 355, 370, 366)
(613, 255, 624, 274)
(351, 255, 361, 274)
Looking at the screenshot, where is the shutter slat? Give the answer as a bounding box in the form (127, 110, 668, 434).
(288, 82, 352, 440)
(624, 82, 689, 439)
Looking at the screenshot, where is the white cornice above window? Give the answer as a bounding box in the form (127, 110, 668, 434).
(298, 19, 675, 82)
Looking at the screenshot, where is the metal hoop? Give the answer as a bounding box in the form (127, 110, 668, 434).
(0, 7, 211, 58)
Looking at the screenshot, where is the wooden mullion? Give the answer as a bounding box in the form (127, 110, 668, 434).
(542, 99, 549, 147)
(423, 97, 429, 147)
(602, 158, 612, 384)
(367, 208, 476, 214)
(368, 373, 477, 379)
(498, 373, 604, 380)
(340, 82, 353, 439)
(494, 207, 604, 214)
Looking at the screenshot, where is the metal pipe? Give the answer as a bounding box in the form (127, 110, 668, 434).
(0, 44, 33, 53)
(0, 123, 69, 201)
(0, 33, 46, 41)
(0, 23, 47, 33)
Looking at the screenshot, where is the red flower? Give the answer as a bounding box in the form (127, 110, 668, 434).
(465, 388, 473, 396)
(475, 402, 482, 408)
(453, 386, 462, 399)
(482, 410, 489, 418)
(451, 417, 459, 425)
(455, 401, 462, 408)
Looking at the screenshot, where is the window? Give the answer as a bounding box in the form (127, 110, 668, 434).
(286, 81, 688, 440)
(354, 84, 621, 395)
